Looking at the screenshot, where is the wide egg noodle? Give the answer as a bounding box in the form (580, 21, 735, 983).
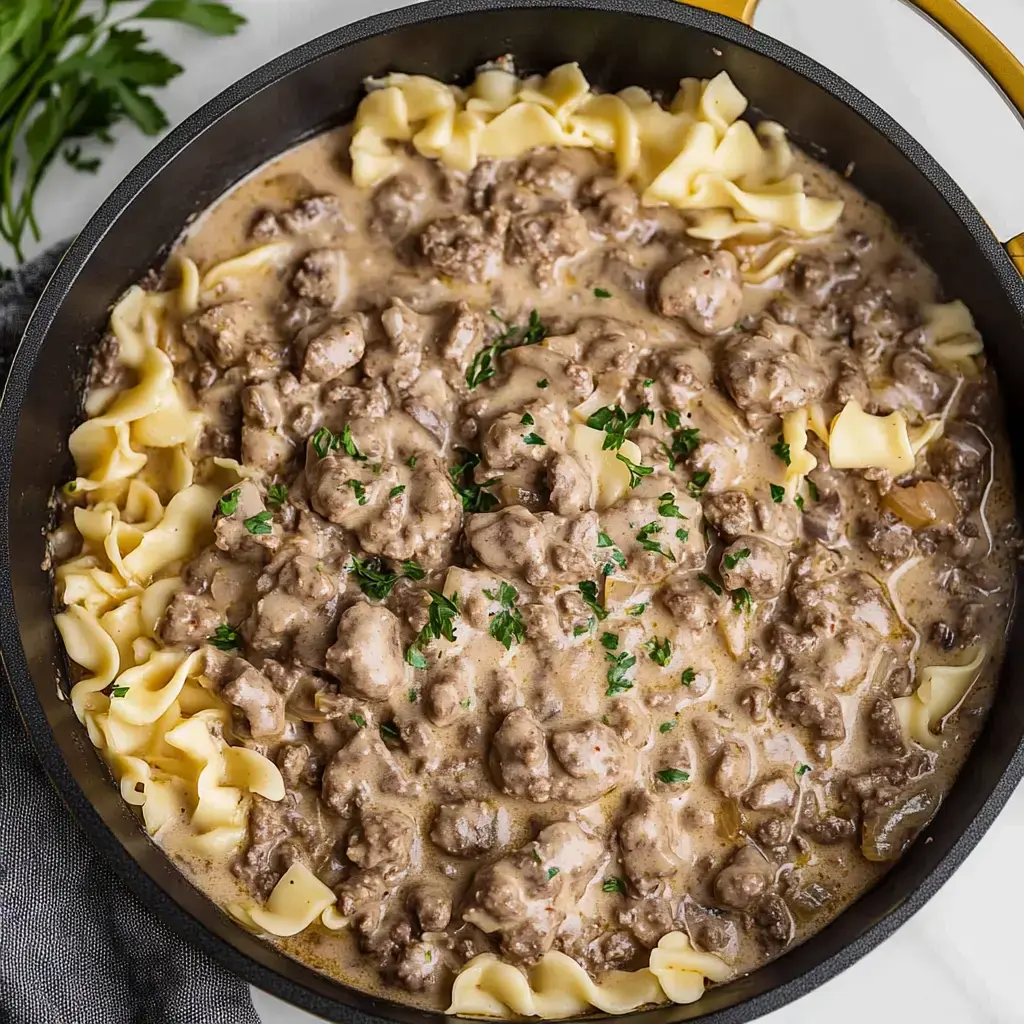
(230, 863, 338, 938)
(351, 64, 843, 239)
(828, 401, 916, 476)
(446, 932, 728, 1017)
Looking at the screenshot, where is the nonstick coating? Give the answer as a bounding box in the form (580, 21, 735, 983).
(3, 2, 1024, 1022)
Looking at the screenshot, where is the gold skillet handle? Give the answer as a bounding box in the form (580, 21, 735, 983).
(682, 0, 1024, 274)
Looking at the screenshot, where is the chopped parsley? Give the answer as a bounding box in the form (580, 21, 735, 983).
(616, 452, 653, 489)
(402, 560, 425, 580)
(407, 592, 460, 670)
(605, 650, 636, 696)
(643, 378, 654, 388)
(578, 580, 608, 621)
(520, 412, 534, 426)
(380, 722, 401, 741)
(586, 405, 654, 451)
(645, 636, 671, 666)
(600, 632, 619, 651)
(662, 421, 701, 470)
(459, 697, 472, 708)
(405, 648, 429, 670)
(408, 688, 419, 703)
(573, 619, 595, 637)
(770, 483, 785, 503)
(537, 378, 549, 389)
(698, 573, 722, 595)
(658, 492, 684, 518)
(348, 556, 404, 602)
(266, 483, 288, 508)
(681, 667, 695, 686)
(594, 287, 612, 298)
(208, 624, 241, 652)
(796, 763, 811, 777)
(243, 510, 273, 535)
(795, 494, 805, 511)
(724, 547, 751, 570)
(602, 877, 626, 895)
(218, 489, 240, 517)
(484, 582, 526, 650)
(807, 479, 820, 502)
(389, 485, 406, 499)
(597, 532, 627, 576)
(312, 423, 366, 461)
(466, 309, 547, 389)
(687, 470, 711, 498)
(656, 768, 690, 784)
(546, 867, 560, 880)
(636, 522, 674, 561)
(110, 686, 129, 698)
(662, 410, 681, 430)
(349, 713, 366, 729)
(345, 479, 368, 506)
(450, 448, 499, 513)
(659, 720, 677, 733)
(732, 587, 753, 613)
(675, 527, 689, 542)
(407, 454, 418, 468)
(532, 847, 543, 865)
(771, 435, 791, 466)
(626, 603, 647, 617)
(522, 432, 546, 446)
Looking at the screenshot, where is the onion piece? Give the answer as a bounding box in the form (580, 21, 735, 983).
(882, 480, 959, 529)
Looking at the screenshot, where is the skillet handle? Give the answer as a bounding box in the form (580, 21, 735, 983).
(683, 0, 1024, 274)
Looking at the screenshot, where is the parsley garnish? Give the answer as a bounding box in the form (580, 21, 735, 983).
(661, 422, 701, 470)
(605, 651, 636, 696)
(597, 531, 627, 575)
(537, 379, 549, 389)
(807, 479, 820, 502)
(407, 455, 418, 468)
(796, 763, 811, 777)
(110, 686, 129, 698)
(724, 547, 751, 570)
(600, 632, 619, 651)
(594, 287, 612, 298)
(698, 573, 722, 595)
(573, 619, 594, 637)
(656, 768, 690, 784)
(312, 423, 366, 461)
(602, 877, 626, 894)
(349, 556, 398, 601)
(645, 636, 671, 666)
(546, 867, 560, 880)
(345, 479, 367, 506)
(244, 510, 273, 535)
(795, 494, 805, 511)
(681, 667, 695, 686)
(616, 452, 653, 489)
(350, 713, 366, 729)
(770, 483, 785, 503)
(389, 485, 406, 499)
(484, 582, 526, 650)
(659, 720, 677, 733)
(626, 603, 646, 617)
(208, 624, 241, 651)
(459, 697, 472, 708)
(522, 432, 546, 446)
(380, 722, 401, 741)
(408, 688, 419, 703)
(771, 435, 791, 465)
(406, 590, 461, 666)
(586, 405, 654, 451)
(658, 492, 684, 518)
(520, 413, 534, 426)
(266, 483, 288, 508)
(450, 448, 499, 513)
(662, 410, 681, 430)
(401, 560, 425, 581)
(466, 310, 547, 388)
(687, 470, 710, 498)
(532, 847, 542, 865)
(218, 489, 240, 517)
(732, 587, 753, 613)
(578, 580, 608, 621)
(405, 648, 428, 670)
(675, 527, 689, 542)
(636, 522, 674, 561)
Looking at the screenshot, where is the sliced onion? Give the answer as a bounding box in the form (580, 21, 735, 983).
(882, 480, 959, 529)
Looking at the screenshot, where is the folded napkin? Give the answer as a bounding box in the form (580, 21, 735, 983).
(0, 244, 261, 1024)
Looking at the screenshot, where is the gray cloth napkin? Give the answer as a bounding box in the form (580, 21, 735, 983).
(0, 244, 261, 1024)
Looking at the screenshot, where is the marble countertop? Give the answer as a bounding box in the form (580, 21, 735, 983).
(15, 2, 1024, 1021)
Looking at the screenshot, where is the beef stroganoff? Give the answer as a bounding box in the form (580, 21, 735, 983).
(50, 61, 1017, 1015)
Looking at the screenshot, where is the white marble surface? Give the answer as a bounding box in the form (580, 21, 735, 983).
(18, 1, 1024, 1021)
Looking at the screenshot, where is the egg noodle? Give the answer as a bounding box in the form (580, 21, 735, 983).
(49, 60, 995, 1018)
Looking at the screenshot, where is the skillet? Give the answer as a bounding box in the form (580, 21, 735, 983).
(3, 1, 1024, 1021)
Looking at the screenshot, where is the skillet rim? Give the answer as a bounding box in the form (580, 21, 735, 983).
(2, 1, 1024, 1022)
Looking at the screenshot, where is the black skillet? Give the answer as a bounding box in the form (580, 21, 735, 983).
(2, 1, 1023, 1021)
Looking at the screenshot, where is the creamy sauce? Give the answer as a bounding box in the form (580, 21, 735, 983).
(70, 120, 1017, 1011)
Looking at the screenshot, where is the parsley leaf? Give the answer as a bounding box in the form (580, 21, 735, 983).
(594, 287, 612, 298)
(656, 768, 690, 784)
(243, 510, 273, 535)
(636, 522, 674, 561)
(600, 632, 619, 651)
(626, 603, 646, 617)
(597, 531, 627, 575)
(605, 651, 636, 696)
(408, 688, 419, 703)
(522, 432, 546, 446)
(466, 310, 548, 388)
(675, 527, 689, 542)
(407, 454, 418, 468)
(602, 877, 626, 894)
(218, 489, 240, 516)
(389, 485, 406, 499)
(771, 435, 791, 466)
(616, 452, 653, 489)
(796, 763, 811, 777)
(661, 424, 701, 470)
(687, 470, 710, 498)
(350, 713, 366, 729)
(485, 582, 526, 649)
(537, 378, 549, 389)
(266, 483, 288, 508)
(110, 686, 130, 698)
(658, 492, 684, 518)
(586, 405, 654, 451)
(732, 587, 753, 613)
(724, 547, 751, 570)
(405, 647, 428, 670)
(662, 410, 682, 430)
(520, 412, 534, 426)
(645, 636, 671, 666)
(401, 560, 425, 581)
(208, 623, 241, 651)
(546, 867, 560, 880)
(770, 483, 785, 503)
(578, 580, 608, 621)
(450, 448, 499, 513)
(312, 423, 366, 461)
(345, 479, 367, 506)
(681, 667, 695, 686)
(697, 573, 722, 595)
(795, 494, 805, 511)
(659, 720, 677, 733)
(380, 721, 401, 741)
(807, 479, 820, 502)
(348, 555, 404, 601)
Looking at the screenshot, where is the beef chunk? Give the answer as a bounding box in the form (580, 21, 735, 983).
(420, 211, 509, 282)
(778, 680, 846, 741)
(702, 490, 756, 540)
(292, 248, 348, 307)
(660, 573, 726, 631)
(712, 740, 752, 799)
(370, 173, 426, 239)
(862, 515, 916, 569)
(297, 315, 365, 382)
(159, 590, 221, 647)
(719, 535, 787, 599)
(182, 300, 273, 369)
(491, 708, 551, 802)
(430, 800, 502, 858)
(803, 490, 843, 545)
(506, 204, 590, 278)
(682, 897, 739, 959)
(221, 663, 286, 740)
(618, 792, 684, 895)
(867, 696, 906, 751)
(744, 776, 797, 811)
(346, 807, 415, 877)
(325, 602, 405, 701)
(713, 845, 771, 910)
(656, 251, 743, 335)
(620, 897, 674, 949)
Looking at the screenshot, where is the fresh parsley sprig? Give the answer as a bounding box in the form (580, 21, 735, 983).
(466, 309, 547, 389)
(586, 405, 653, 452)
(484, 581, 526, 650)
(450, 447, 499, 513)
